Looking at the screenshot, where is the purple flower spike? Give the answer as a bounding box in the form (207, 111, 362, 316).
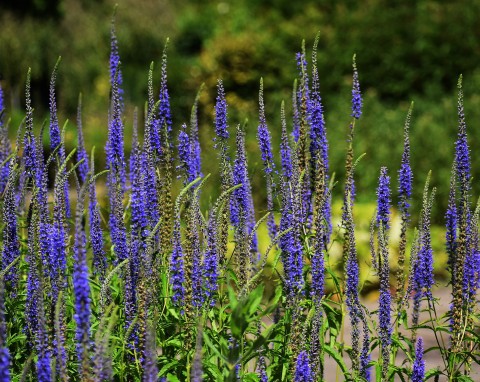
(203, 207, 220, 305)
(24, 70, 36, 178)
(178, 123, 196, 183)
(280, 102, 292, 180)
(190, 86, 203, 180)
(412, 337, 425, 382)
(376, 167, 391, 230)
(215, 80, 229, 141)
(455, 75, 471, 198)
(0, 83, 11, 194)
(257, 79, 274, 173)
(0, 84, 4, 122)
(106, 67, 126, 189)
(158, 40, 173, 155)
(49, 60, 63, 155)
(170, 219, 185, 305)
(0, 277, 11, 382)
(351, 55, 362, 119)
(73, 185, 91, 376)
(294, 351, 312, 382)
(89, 164, 106, 281)
(398, 105, 413, 214)
(1, 166, 19, 286)
(110, 14, 124, 104)
(445, 161, 457, 281)
(257, 80, 277, 240)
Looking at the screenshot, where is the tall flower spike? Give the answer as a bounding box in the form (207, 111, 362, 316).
(412, 337, 425, 382)
(279, 109, 297, 298)
(202, 185, 236, 306)
(450, 76, 472, 352)
(343, 192, 362, 374)
(1, 164, 19, 286)
(36, 290, 52, 382)
(129, 110, 147, 293)
(464, 201, 480, 312)
(292, 79, 300, 142)
(49, 58, 70, 218)
(0, 83, 11, 194)
(309, 34, 331, 240)
(34, 137, 51, 285)
(106, 63, 126, 190)
(54, 293, 67, 381)
(144, 63, 160, 230)
(295, 42, 310, 177)
(445, 160, 457, 285)
(89, 150, 107, 281)
(76, 93, 90, 183)
(351, 54, 362, 119)
(49, 58, 63, 156)
(342, 70, 362, 373)
(294, 351, 312, 382)
(286, 153, 305, 296)
(190, 84, 204, 179)
(25, 176, 41, 341)
(142, 321, 158, 382)
(214, 79, 231, 267)
(215, 79, 229, 141)
(191, 325, 203, 382)
(257, 79, 275, 173)
(309, 34, 328, 169)
(30, 199, 52, 382)
(396, 103, 413, 302)
(360, 308, 371, 381)
(170, 178, 201, 307)
(376, 167, 391, 231)
(455, 75, 471, 201)
(412, 176, 435, 331)
(375, 167, 393, 380)
(0, 273, 11, 382)
(110, 11, 123, 105)
(158, 39, 172, 152)
(232, 124, 257, 284)
(73, 181, 92, 377)
(170, 216, 185, 305)
(178, 123, 195, 183)
(108, 176, 129, 264)
(203, 205, 220, 306)
(51, 151, 71, 299)
(310, 306, 323, 381)
(23, 69, 36, 178)
(0, 82, 4, 125)
(280, 101, 292, 180)
(378, 224, 392, 381)
(311, 215, 325, 307)
(190, 186, 204, 308)
(257, 79, 277, 240)
(147, 61, 161, 159)
(398, 103, 413, 213)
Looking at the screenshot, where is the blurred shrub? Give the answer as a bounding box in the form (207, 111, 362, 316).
(1, 0, 480, 223)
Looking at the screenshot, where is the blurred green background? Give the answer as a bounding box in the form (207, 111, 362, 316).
(1, 0, 480, 270)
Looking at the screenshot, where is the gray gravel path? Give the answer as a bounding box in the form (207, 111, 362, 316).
(323, 287, 480, 381)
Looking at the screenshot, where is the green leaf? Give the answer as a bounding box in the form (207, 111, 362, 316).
(241, 323, 276, 363)
(166, 373, 181, 382)
(424, 368, 442, 380)
(230, 284, 264, 339)
(203, 330, 228, 363)
(323, 344, 349, 375)
(158, 360, 179, 376)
